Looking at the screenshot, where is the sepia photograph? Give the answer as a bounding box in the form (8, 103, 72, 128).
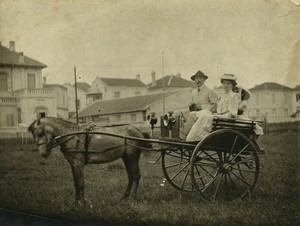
(0, 0, 299, 225)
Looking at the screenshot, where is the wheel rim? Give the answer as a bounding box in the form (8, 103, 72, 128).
(190, 129, 260, 201)
(162, 148, 195, 192)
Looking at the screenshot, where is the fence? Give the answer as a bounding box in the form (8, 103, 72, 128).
(0, 126, 34, 146)
(0, 120, 298, 147)
(261, 121, 300, 134)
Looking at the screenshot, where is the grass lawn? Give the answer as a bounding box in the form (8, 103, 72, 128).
(0, 132, 299, 225)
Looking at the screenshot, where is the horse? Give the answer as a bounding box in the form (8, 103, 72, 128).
(28, 117, 151, 205)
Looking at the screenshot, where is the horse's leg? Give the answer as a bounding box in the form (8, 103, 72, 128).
(70, 160, 85, 204)
(130, 153, 141, 199)
(121, 155, 133, 199)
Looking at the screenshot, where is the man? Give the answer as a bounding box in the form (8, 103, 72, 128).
(180, 70, 218, 140)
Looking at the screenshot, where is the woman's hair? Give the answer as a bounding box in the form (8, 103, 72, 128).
(221, 79, 237, 87)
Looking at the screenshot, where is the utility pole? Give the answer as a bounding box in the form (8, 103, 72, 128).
(74, 66, 79, 125)
(162, 51, 165, 115)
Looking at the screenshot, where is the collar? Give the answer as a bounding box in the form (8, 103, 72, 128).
(197, 84, 205, 91)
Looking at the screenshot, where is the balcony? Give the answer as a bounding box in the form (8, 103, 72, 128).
(14, 88, 54, 98)
(0, 97, 17, 106)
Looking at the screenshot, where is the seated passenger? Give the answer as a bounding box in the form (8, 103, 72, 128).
(232, 86, 252, 118)
(233, 86, 264, 136)
(178, 70, 218, 140)
(186, 74, 239, 141)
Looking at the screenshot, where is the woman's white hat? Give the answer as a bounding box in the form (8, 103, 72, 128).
(220, 73, 237, 86)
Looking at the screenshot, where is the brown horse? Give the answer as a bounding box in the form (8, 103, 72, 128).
(28, 117, 151, 205)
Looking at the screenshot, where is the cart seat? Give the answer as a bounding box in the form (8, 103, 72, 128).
(212, 117, 257, 134)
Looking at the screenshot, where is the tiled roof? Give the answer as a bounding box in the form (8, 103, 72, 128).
(148, 75, 195, 90)
(294, 85, 300, 91)
(78, 91, 178, 117)
(76, 82, 90, 92)
(249, 82, 292, 91)
(87, 88, 102, 94)
(0, 44, 46, 68)
(43, 84, 67, 90)
(101, 78, 147, 87)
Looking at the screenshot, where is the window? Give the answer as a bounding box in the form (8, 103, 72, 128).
(18, 108, 21, 124)
(6, 114, 14, 126)
(255, 94, 259, 105)
(93, 93, 102, 102)
(39, 112, 46, 118)
(296, 93, 300, 102)
(114, 91, 120, 98)
(98, 117, 110, 124)
(115, 114, 121, 122)
(284, 93, 288, 103)
(284, 109, 288, 117)
(27, 74, 36, 89)
(272, 93, 276, 105)
(272, 109, 277, 117)
(135, 91, 141, 95)
(256, 109, 260, 116)
(0, 72, 8, 91)
(130, 113, 137, 122)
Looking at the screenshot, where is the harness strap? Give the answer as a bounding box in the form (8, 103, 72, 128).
(84, 132, 92, 165)
(126, 142, 154, 152)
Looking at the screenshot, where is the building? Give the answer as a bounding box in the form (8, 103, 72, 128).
(0, 41, 58, 127)
(247, 82, 295, 122)
(43, 84, 68, 119)
(86, 75, 148, 105)
(291, 85, 300, 119)
(148, 72, 195, 93)
(64, 82, 90, 118)
(78, 88, 192, 126)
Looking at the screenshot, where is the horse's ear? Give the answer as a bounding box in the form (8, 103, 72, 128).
(36, 118, 41, 126)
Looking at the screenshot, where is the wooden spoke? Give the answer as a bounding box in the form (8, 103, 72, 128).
(228, 173, 242, 197)
(228, 135, 238, 159)
(164, 161, 190, 169)
(180, 167, 190, 189)
(170, 162, 190, 180)
(230, 171, 252, 188)
(229, 144, 250, 163)
(213, 174, 224, 201)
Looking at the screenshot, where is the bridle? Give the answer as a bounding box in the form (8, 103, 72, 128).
(34, 127, 77, 151)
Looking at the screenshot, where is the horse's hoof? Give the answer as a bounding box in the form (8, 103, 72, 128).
(76, 199, 93, 209)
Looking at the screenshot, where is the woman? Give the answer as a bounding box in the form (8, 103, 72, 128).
(233, 86, 264, 136)
(186, 74, 239, 141)
(232, 86, 252, 117)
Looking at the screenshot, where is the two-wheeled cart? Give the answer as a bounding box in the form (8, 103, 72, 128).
(55, 112, 263, 201)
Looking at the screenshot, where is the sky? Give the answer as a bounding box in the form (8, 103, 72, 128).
(0, 0, 299, 89)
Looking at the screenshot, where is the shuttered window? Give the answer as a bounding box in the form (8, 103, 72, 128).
(6, 114, 14, 126)
(0, 72, 8, 91)
(27, 74, 36, 89)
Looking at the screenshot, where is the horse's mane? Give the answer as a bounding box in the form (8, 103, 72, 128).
(27, 117, 78, 132)
(45, 117, 78, 127)
(28, 121, 36, 132)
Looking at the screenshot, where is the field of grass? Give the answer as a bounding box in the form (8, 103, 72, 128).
(0, 132, 299, 225)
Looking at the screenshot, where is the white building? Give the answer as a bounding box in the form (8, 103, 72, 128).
(86, 75, 148, 105)
(43, 84, 69, 119)
(248, 82, 295, 122)
(0, 41, 57, 127)
(64, 82, 90, 118)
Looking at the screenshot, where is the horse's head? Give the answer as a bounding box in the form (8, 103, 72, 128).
(28, 118, 55, 158)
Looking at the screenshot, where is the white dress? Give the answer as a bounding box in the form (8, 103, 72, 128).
(186, 91, 239, 141)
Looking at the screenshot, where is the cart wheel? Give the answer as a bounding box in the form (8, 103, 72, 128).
(190, 129, 260, 201)
(162, 148, 195, 192)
